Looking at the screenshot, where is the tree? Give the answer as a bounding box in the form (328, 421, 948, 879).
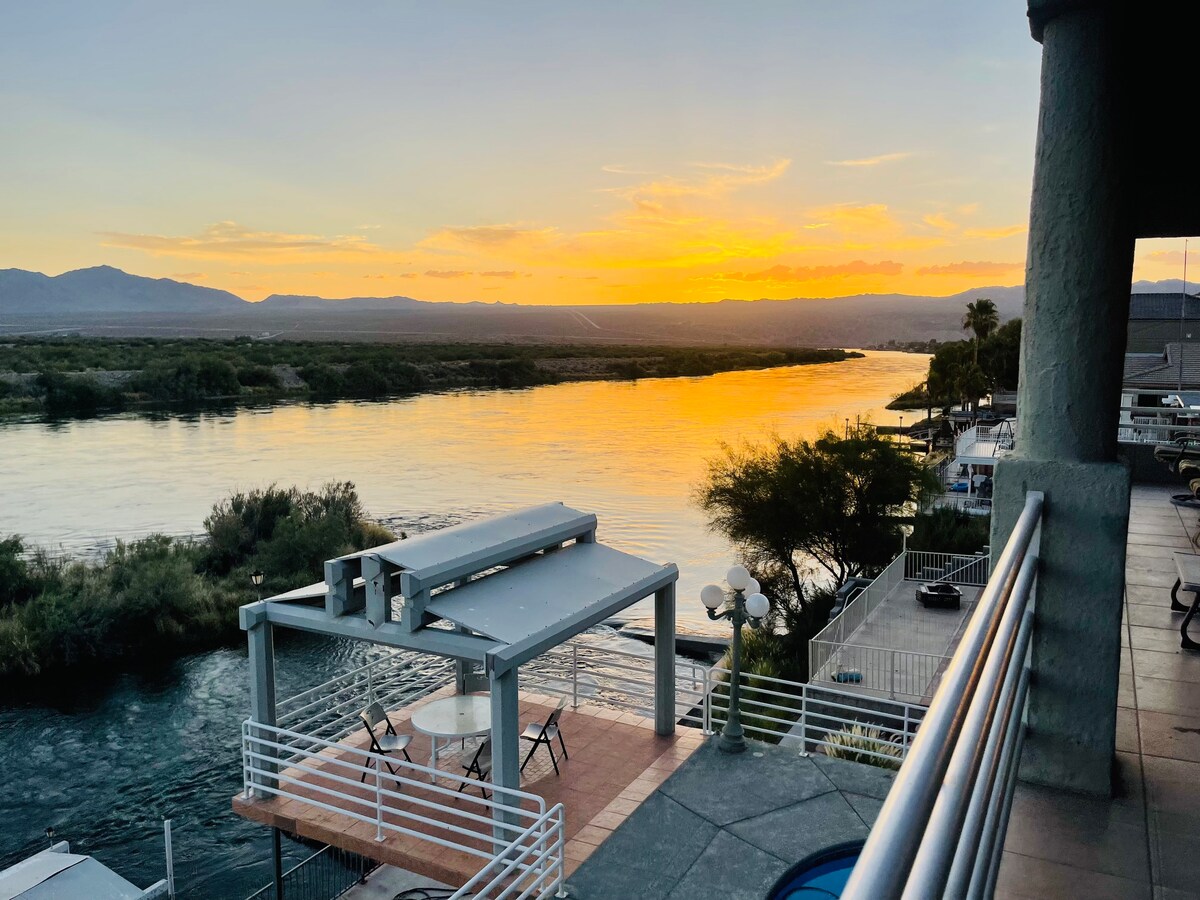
(962, 298, 1000, 363)
(698, 429, 939, 631)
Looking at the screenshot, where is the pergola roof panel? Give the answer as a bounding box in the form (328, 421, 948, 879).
(425, 542, 673, 646)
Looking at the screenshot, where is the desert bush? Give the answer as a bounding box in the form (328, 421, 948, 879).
(822, 724, 904, 770)
(908, 507, 990, 555)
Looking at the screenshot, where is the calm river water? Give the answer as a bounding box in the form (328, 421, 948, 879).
(0, 351, 927, 897)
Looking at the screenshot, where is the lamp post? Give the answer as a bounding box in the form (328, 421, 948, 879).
(701, 565, 770, 754)
(250, 569, 264, 603)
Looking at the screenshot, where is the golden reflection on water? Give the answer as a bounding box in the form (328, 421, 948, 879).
(0, 351, 929, 630)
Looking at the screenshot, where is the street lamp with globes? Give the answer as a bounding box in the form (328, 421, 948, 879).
(701, 564, 770, 754)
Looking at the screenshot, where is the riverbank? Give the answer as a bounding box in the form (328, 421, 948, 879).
(0, 337, 862, 418)
(0, 483, 392, 681)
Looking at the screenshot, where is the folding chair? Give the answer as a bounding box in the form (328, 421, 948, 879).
(358, 701, 413, 782)
(458, 738, 492, 798)
(520, 697, 569, 775)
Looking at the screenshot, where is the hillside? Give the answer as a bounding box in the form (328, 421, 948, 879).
(0, 265, 1190, 347)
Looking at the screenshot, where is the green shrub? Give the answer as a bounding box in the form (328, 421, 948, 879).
(822, 724, 904, 770)
(132, 357, 241, 402)
(35, 372, 124, 415)
(299, 363, 345, 398)
(237, 365, 281, 389)
(909, 507, 990, 555)
(0, 482, 394, 679)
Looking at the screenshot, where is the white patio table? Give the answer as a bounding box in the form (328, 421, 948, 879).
(409, 694, 492, 782)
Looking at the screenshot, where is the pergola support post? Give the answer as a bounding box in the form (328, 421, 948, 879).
(654, 583, 676, 736)
(991, 3, 1134, 796)
(247, 613, 278, 797)
(488, 665, 522, 850)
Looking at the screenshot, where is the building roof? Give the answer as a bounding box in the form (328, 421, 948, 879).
(1123, 342, 1200, 389)
(1128, 293, 1200, 320)
(0, 846, 155, 900)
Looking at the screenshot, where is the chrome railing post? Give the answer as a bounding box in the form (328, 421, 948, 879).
(374, 756, 384, 842)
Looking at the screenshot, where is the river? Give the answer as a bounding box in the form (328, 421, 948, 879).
(0, 350, 927, 897)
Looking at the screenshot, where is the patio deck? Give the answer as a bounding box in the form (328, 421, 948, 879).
(232, 688, 704, 888)
(995, 482, 1200, 899)
(813, 579, 983, 703)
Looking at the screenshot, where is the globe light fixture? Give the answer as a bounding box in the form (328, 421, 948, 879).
(700, 583, 726, 610)
(726, 564, 752, 591)
(699, 566, 770, 754)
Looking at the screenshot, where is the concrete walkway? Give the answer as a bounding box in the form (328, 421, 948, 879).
(996, 483, 1200, 900)
(565, 739, 896, 900)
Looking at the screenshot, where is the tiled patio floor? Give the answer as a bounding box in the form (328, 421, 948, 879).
(996, 482, 1200, 900)
(232, 689, 703, 887)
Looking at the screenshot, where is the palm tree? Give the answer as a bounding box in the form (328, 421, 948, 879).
(962, 299, 1000, 364)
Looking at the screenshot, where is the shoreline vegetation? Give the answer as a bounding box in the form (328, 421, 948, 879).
(0, 483, 394, 682)
(0, 337, 863, 419)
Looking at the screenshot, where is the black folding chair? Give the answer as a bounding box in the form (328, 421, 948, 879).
(458, 738, 492, 798)
(520, 697, 569, 775)
(358, 701, 413, 782)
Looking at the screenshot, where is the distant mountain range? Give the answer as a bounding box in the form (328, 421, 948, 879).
(0, 265, 1192, 347)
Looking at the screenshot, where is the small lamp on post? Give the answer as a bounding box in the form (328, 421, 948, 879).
(250, 569, 264, 603)
(701, 565, 770, 754)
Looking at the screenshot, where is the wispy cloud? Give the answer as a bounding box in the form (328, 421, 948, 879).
(479, 270, 525, 279)
(915, 260, 1022, 277)
(826, 152, 913, 168)
(419, 224, 557, 255)
(601, 164, 654, 175)
(101, 221, 383, 262)
(715, 260, 904, 283)
(922, 213, 957, 232)
(963, 224, 1026, 239)
(424, 269, 472, 279)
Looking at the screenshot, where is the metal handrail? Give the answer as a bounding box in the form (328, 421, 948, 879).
(842, 490, 1043, 900)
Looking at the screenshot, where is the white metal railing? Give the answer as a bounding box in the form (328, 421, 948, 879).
(811, 554, 908, 649)
(1117, 405, 1200, 445)
(842, 490, 1043, 900)
(806, 641, 954, 702)
(808, 550, 989, 681)
(275, 650, 455, 754)
(242, 720, 564, 898)
(929, 493, 993, 515)
(705, 665, 926, 765)
(523, 640, 710, 731)
(450, 804, 566, 900)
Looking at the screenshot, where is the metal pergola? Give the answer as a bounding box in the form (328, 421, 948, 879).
(239, 502, 679, 832)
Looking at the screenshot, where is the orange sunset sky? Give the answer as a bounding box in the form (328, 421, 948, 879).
(1, 2, 1192, 305)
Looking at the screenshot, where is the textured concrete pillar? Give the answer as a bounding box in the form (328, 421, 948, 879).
(654, 583, 677, 737)
(992, 4, 1135, 795)
(488, 665, 521, 848)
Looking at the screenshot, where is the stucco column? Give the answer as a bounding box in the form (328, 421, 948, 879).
(991, 4, 1135, 795)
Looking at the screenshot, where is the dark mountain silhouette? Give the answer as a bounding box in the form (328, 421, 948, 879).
(0, 265, 1187, 346)
(0, 265, 245, 314)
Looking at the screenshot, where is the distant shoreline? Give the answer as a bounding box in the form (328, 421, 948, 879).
(0, 337, 864, 420)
